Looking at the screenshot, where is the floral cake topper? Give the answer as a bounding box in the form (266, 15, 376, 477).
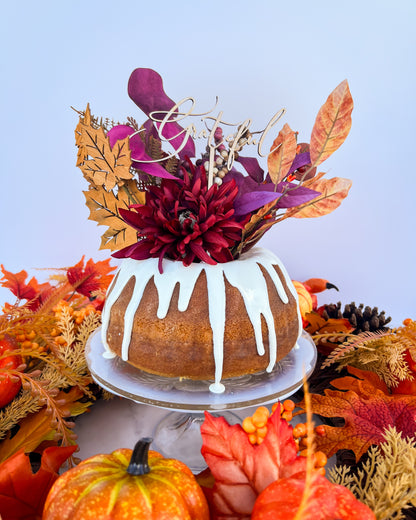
(75, 68, 353, 272)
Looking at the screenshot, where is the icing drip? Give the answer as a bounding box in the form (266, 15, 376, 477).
(101, 247, 302, 393)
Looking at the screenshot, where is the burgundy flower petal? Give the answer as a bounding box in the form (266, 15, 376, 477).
(189, 242, 217, 265)
(127, 68, 195, 160)
(203, 231, 230, 248)
(118, 207, 144, 230)
(210, 247, 234, 263)
(112, 241, 148, 260)
(114, 162, 242, 269)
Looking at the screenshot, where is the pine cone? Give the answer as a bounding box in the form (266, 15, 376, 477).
(322, 302, 392, 333)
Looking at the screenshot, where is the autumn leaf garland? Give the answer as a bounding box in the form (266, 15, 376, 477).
(298, 366, 416, 461)
(0, 258, 116, 465)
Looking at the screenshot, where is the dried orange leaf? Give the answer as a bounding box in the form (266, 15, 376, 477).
(290, 177, 352, 219)
(0, 409, 56, 464)
(310, 80, 353, 166)
(267, 123, 297, 184)
(243, 199, 276, 234)
(305, 312, 354, 336)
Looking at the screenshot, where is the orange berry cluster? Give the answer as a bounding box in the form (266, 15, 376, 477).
(53, 301, 98, 324)
(293, 422, 327, 474)
(13, 330, 45, 353)
(241, 401, 328, 474)
(242, 400, 295, 445)
(52, 301, 99, 345)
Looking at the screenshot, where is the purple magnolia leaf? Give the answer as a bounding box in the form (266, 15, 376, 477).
(288, 152, 311, 175)
(128, 68, 195, 159)
(234, 190, 282, 216)
(236, 155, 264, 183)
(107, 125, 177, 180)
(274, 182, 320, 209)
(226, 170, 259, 196)
(228, 169, 319, 216)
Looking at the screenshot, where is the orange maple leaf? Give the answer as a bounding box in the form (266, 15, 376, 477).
(0, 445, 76, 520)
(301, 366, 416, 461)
(66, 257, 116, 299)
(0, 266, 54, 309)
(200, 411, 306, 518)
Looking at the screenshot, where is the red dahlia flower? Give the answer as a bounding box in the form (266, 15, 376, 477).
(113, 165, 244, 273)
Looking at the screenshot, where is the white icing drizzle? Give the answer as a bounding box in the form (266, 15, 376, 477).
(101, 247, 302, 393)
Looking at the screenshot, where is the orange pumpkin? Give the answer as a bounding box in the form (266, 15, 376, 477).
(0, 335, 23, 408)
(292, 281, 314, 318)
(43, 437, 210, 520)
(251, 474, 376, 520)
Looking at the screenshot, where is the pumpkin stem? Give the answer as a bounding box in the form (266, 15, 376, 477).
(127, 437, 153, 476)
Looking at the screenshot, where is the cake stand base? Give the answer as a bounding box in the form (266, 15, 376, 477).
(85, 330, 317, 472)
(152, 411, 241, 473)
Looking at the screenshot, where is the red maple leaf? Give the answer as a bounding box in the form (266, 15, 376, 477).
(251, 473, 376, 520)
(66, 256, 115, 299)
(302, 366, 416, 461)
(0, 266, 53, 309)
(0, 445, 76, 520)
(200, 411, 306, 519)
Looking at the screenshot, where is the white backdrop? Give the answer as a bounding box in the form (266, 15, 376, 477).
(1, 0, 415, 326)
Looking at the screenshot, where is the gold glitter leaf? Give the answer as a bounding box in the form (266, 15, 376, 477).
(76, 106, 132, 190)
(83, 186, 141, 251)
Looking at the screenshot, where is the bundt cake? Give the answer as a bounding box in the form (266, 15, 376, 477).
(101, 247, 302, 393)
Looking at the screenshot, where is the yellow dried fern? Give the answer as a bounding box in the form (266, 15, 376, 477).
(329, 426, 416, 520)
(0, 308, 101, 453)
(322, 329, 414, 388)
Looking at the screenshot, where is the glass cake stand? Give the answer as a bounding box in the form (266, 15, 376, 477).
(85, 328, 317, 471)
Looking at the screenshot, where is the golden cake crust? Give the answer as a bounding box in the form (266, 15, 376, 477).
(105, 264, 299, 380)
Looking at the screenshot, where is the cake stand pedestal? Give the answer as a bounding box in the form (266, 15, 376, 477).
(86, 329, 317, 472)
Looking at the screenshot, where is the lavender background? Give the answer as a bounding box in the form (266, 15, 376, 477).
(1, 1, 415, 325)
